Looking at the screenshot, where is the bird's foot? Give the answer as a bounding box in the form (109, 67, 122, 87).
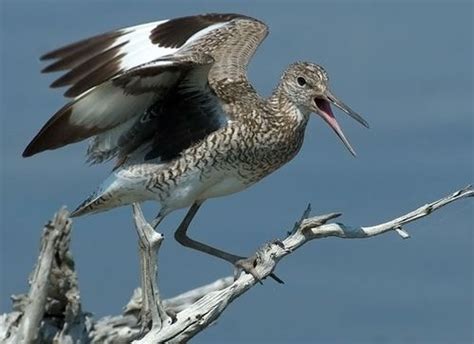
(233, 255, 261, 283)
(166, 309, 178, 324)
(137, 307, 176, 335)
(232, 255, 284, 285)
(137, 309, 152, 335)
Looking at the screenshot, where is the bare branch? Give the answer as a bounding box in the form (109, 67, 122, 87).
(125, 185, 473, 343)
(91, 278, 234, 343)
(16, 211, 68, 343)
(132, 204, 171, 334)
(301, 184, 473, 239)
(1, 186, 471, 343)
(1, 208, 91, 344)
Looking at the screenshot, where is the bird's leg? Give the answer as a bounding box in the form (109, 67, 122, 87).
(175, 202, 283, 284)
(151, 211, 166, 229)
(174, 203, 242, 262)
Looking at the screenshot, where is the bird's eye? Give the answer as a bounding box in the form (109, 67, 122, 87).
(297, 77, 306, 86)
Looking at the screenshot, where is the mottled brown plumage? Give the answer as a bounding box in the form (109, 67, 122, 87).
(23, 13, 368, 273)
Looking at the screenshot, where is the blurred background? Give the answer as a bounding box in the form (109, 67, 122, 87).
(1, 1, 472, 343)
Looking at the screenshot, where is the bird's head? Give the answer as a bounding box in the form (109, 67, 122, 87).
(281, 62, 369, 156)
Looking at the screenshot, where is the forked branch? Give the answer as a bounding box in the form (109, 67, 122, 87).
(129, 185, 473, 343)
(0, 186, 471, 343)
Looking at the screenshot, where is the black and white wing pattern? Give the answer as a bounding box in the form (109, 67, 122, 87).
(23, 13, 268, 166)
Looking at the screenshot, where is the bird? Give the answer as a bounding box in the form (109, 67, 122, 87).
(23, 13, 369, 277)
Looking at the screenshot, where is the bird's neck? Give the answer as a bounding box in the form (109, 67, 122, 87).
(268, 85, 310, 127)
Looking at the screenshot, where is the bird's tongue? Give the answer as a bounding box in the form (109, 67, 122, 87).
(315, 98, 356, 156)
(315, 98, 335, 120)
(315, 98, 340, 132)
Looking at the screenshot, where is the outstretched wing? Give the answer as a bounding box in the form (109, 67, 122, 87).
(23, 13, 268, 165)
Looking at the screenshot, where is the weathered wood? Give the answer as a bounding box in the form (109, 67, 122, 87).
(130, 186, 473, 343)
(0, 208, 91, 344)
(0, 186, 472, 343)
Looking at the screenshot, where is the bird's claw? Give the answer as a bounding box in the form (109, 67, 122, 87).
(138, 309, 152, 334)
(137, 307, 176, 336)
(233, 256, 285, 284)
(234, 256, 262, 284)
(166, 309, 178, 324)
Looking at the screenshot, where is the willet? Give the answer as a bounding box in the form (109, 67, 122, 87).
(23, 13, 368, 277)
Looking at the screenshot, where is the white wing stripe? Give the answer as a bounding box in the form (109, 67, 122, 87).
(116, 21, 178, 71)
(115, 20, 232, 73)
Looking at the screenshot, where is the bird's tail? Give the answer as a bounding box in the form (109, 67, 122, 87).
(70, 171, 151, 217)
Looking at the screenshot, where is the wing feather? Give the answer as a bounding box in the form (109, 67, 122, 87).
(40, 31, 123, 68)
(23, 60, 185, 157)
(24, 13, 268, 164)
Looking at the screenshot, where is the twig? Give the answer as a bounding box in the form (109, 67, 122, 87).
(299, 184, 473, 239)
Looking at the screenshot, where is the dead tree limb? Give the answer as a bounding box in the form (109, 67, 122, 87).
(0, 185, 472, 343)
(128, 185, 473, 343)
(0, 208, 91, 343)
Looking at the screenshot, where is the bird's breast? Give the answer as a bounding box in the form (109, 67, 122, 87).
(146, 119, 306, 208)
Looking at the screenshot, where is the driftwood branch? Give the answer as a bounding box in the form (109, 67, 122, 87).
(127, 185, 473, 343)
(0, 208, 91, 343)
(132, 204, 171, 333)
(1, 186, 472, 343)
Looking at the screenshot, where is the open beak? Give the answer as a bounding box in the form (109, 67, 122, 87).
(314, 89, 369, 156)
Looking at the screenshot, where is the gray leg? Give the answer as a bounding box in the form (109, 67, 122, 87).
(174, 202, 242, 263)
(174, 202, 284, 284)
(151, 210, 166, 229)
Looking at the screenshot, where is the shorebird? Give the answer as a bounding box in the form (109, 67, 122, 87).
(23, 13, 368, 277)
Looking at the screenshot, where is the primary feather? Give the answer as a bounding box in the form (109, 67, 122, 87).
(23, 13, 266, 169)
